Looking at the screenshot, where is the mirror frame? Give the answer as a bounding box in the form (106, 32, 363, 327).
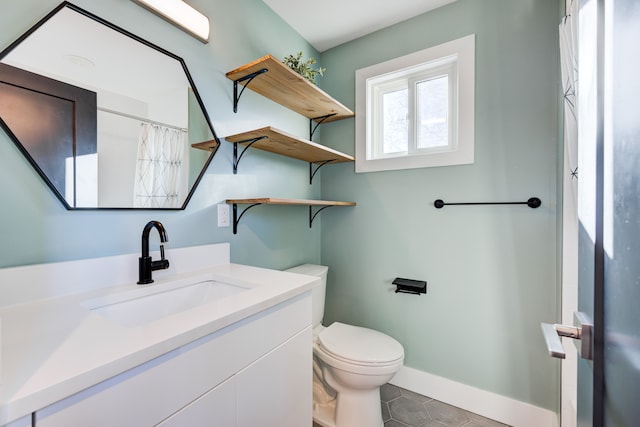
(0, 1, 220, 210)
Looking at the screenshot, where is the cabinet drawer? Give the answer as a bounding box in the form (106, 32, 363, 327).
(36, 293, 311, 426)
(157, 376, 236, 427)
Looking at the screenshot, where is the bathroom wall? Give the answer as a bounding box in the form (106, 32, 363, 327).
(319, 0, 560, 413)
(1, 0, 562, 420)
(0, 0, 322, 269)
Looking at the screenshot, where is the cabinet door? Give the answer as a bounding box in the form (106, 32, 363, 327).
(157, 376, 235, 427)
(236, 326, 312, 427)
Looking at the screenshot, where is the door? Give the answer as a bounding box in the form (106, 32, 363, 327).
(576, 0, 640, 426)
(0, 62, 96, 208)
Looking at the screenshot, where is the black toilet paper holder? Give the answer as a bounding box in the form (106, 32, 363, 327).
(392, 278, 427, 295)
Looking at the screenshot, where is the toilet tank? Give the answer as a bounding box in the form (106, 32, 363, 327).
(285, 264, 328, 328)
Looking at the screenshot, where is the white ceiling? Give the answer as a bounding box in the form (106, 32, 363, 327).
(261, 0, 457, 52)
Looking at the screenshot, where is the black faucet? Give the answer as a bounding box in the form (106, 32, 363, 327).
(137, 220, 170, 284)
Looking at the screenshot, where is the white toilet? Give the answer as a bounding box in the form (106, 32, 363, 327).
(286, 264, 404, 427)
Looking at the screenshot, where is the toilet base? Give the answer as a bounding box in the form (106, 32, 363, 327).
(313, 401, 383, 427)
(312, 372, 384, 427)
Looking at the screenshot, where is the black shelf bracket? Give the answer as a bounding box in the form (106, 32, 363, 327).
(309, 159, 337, 185)
(433, 197, 542, 209)
(232, 136, 268, 174)
(232, 202, 263, 234)
(309, 205, 333, 228)
(231, 203, 337, 234)
(309, 113, 337, 141)
(232, 68, 269, 113)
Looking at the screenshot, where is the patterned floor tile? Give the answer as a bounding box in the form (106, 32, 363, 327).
(466, 411, 509, 427)
(382, 401, 391, 422)
(314, 383, 509, 427)
(425, 399, 470, 426)
(381, 383, 402, 402)
(388, 396, 431, 426)
(383, 385, 509, 427)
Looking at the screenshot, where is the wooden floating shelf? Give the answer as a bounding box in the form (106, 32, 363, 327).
(191, 139, 219, 151)
(225, 198, 356, 234)
(225, 126, 354, 164)
(226, 54, 354, 123)
(226, 198, 356, 207)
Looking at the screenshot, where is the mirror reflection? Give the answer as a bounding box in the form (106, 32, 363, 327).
(0, 2, 219, 209)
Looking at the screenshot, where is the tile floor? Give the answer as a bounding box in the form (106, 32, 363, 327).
(380, 384, 510, 427)
(314, 383, 510, 427)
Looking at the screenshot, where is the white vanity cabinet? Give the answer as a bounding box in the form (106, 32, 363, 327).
(34, 293, 312, 427)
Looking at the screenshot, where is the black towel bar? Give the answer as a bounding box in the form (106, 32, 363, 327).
(434, 197, 541, 209)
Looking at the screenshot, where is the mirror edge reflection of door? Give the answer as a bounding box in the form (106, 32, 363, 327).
(0, 1, 221, 210)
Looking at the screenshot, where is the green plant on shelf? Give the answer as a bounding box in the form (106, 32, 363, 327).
(282, 51, 326, 85)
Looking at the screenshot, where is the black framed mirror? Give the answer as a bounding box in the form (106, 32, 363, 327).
(0, 2, 220, 209)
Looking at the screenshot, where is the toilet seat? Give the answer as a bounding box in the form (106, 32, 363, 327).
(315, 343, 404, 376)
(317, 322, 404, 368)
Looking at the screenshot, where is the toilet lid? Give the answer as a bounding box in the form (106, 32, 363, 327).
(318, 322, 404, 364)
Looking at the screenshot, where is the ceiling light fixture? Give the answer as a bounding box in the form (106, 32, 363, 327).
(131, 0, 210, 43)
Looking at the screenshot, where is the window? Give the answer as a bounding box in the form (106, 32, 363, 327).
(355, 35, 475, 173)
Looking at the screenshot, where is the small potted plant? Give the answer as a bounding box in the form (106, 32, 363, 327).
(283, 51, 326, 85)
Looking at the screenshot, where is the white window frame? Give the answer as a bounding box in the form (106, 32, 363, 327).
(355, 34, 475, 173)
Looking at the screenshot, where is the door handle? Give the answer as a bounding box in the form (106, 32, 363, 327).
(541, 312, 593, 360)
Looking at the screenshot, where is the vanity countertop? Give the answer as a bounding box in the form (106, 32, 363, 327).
(0, 244, 317, 425)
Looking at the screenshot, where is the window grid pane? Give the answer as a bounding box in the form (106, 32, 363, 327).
(416, 75, 449, 149)
(382, 88, 408, 154)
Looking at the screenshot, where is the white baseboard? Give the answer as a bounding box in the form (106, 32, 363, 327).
(389, 366, 559, 427)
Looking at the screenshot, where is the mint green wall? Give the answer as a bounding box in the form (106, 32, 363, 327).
(318, 0, 560, 411)
(0, 0, 321, 269)
(1, 0, 562, 414)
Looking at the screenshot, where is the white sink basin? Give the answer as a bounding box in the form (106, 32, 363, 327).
(85, 280, 248, 327)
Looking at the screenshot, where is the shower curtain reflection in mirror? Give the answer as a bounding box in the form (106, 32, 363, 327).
(134, 122, 188, 208)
